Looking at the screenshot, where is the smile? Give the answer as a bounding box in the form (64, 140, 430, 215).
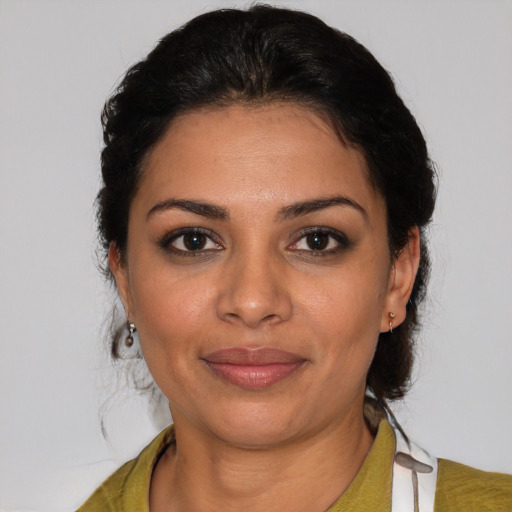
(201, 347, 307, 390)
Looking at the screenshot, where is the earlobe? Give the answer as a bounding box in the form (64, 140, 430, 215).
(380, 227, 421, 333)
(108, 242, 134, 320)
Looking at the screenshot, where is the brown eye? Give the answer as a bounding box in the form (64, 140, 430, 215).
(290, 228, 350, 256)
(183, 233, 207, 251)
(161, 228, 223, 255)
(306, 232, 329, 251)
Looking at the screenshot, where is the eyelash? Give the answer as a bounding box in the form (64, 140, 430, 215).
(158, 226, 350, 257)
(289, 227, 350, 257)
(158, 228, 223, 257)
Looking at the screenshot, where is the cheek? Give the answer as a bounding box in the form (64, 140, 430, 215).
(131, 255, 211, 325)
(129, 269, 215, 369)
(301, 266, 388, 338)
(296, 259, 389, 377)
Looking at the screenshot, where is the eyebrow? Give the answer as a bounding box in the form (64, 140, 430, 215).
(146, 199, 229, 220)
(146, 195, 367, 222)
(277, 196, 368, 221)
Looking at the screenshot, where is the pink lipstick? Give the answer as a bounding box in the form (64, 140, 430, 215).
(202, 347, 307, 390)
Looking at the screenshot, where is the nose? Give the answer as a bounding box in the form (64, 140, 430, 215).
(216, 250, 293, 329)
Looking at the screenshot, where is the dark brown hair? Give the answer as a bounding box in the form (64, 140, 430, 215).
(98, 5, 436, 403)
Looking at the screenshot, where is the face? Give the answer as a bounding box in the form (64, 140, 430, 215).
(111, 103, 418, 448)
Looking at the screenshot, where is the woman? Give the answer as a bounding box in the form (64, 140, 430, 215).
(78, 5, 512, 511)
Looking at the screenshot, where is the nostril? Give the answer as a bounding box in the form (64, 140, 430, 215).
(218, 300, 292, 328)
(222, 311, 280, 329)
(261, 313, 280, 324)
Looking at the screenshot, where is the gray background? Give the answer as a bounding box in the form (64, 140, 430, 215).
(1, 1, 511, 510)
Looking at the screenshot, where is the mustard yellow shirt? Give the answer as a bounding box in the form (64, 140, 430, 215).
(77, 421, 512, 511)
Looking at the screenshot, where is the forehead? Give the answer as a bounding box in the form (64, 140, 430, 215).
(137, 103, 383, 218)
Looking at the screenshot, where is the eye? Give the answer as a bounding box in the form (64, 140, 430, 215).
(159, 228, 223, 255)
(303, 232, 331, 251)
(290, 228, 349, 255)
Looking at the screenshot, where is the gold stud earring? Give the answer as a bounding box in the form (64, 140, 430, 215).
(388, 312, 396, 333)
(125, 322, 136, 347)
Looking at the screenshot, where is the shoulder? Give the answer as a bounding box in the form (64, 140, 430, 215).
(77, 425, 175, 512)
(76, 458, 137, 512)
(434, 458, 512, 512)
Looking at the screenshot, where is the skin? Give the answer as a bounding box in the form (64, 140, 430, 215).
(110, 103, 420, 512)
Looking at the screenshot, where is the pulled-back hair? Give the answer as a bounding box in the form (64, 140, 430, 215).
(98, 5, 436, 404)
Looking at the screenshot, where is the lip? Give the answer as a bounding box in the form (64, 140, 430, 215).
(201, 347, 307, 390)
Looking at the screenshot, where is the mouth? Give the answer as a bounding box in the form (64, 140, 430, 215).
(201, 347, 308, 390)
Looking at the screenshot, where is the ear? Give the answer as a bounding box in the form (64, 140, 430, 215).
(108, 242, 134, 321)
(380, 227, 421, 333)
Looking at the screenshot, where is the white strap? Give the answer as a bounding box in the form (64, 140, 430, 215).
(391, 426, 438, 512)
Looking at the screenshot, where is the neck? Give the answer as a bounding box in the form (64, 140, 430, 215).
(150, 409, 374, 512)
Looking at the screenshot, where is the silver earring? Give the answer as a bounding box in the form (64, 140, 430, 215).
(389, 312, 396, 333)
(125, 322, 136, 347)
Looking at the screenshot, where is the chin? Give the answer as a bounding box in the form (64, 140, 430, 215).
(199, 400, 312, 450)
(215, 422, 299, 450)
